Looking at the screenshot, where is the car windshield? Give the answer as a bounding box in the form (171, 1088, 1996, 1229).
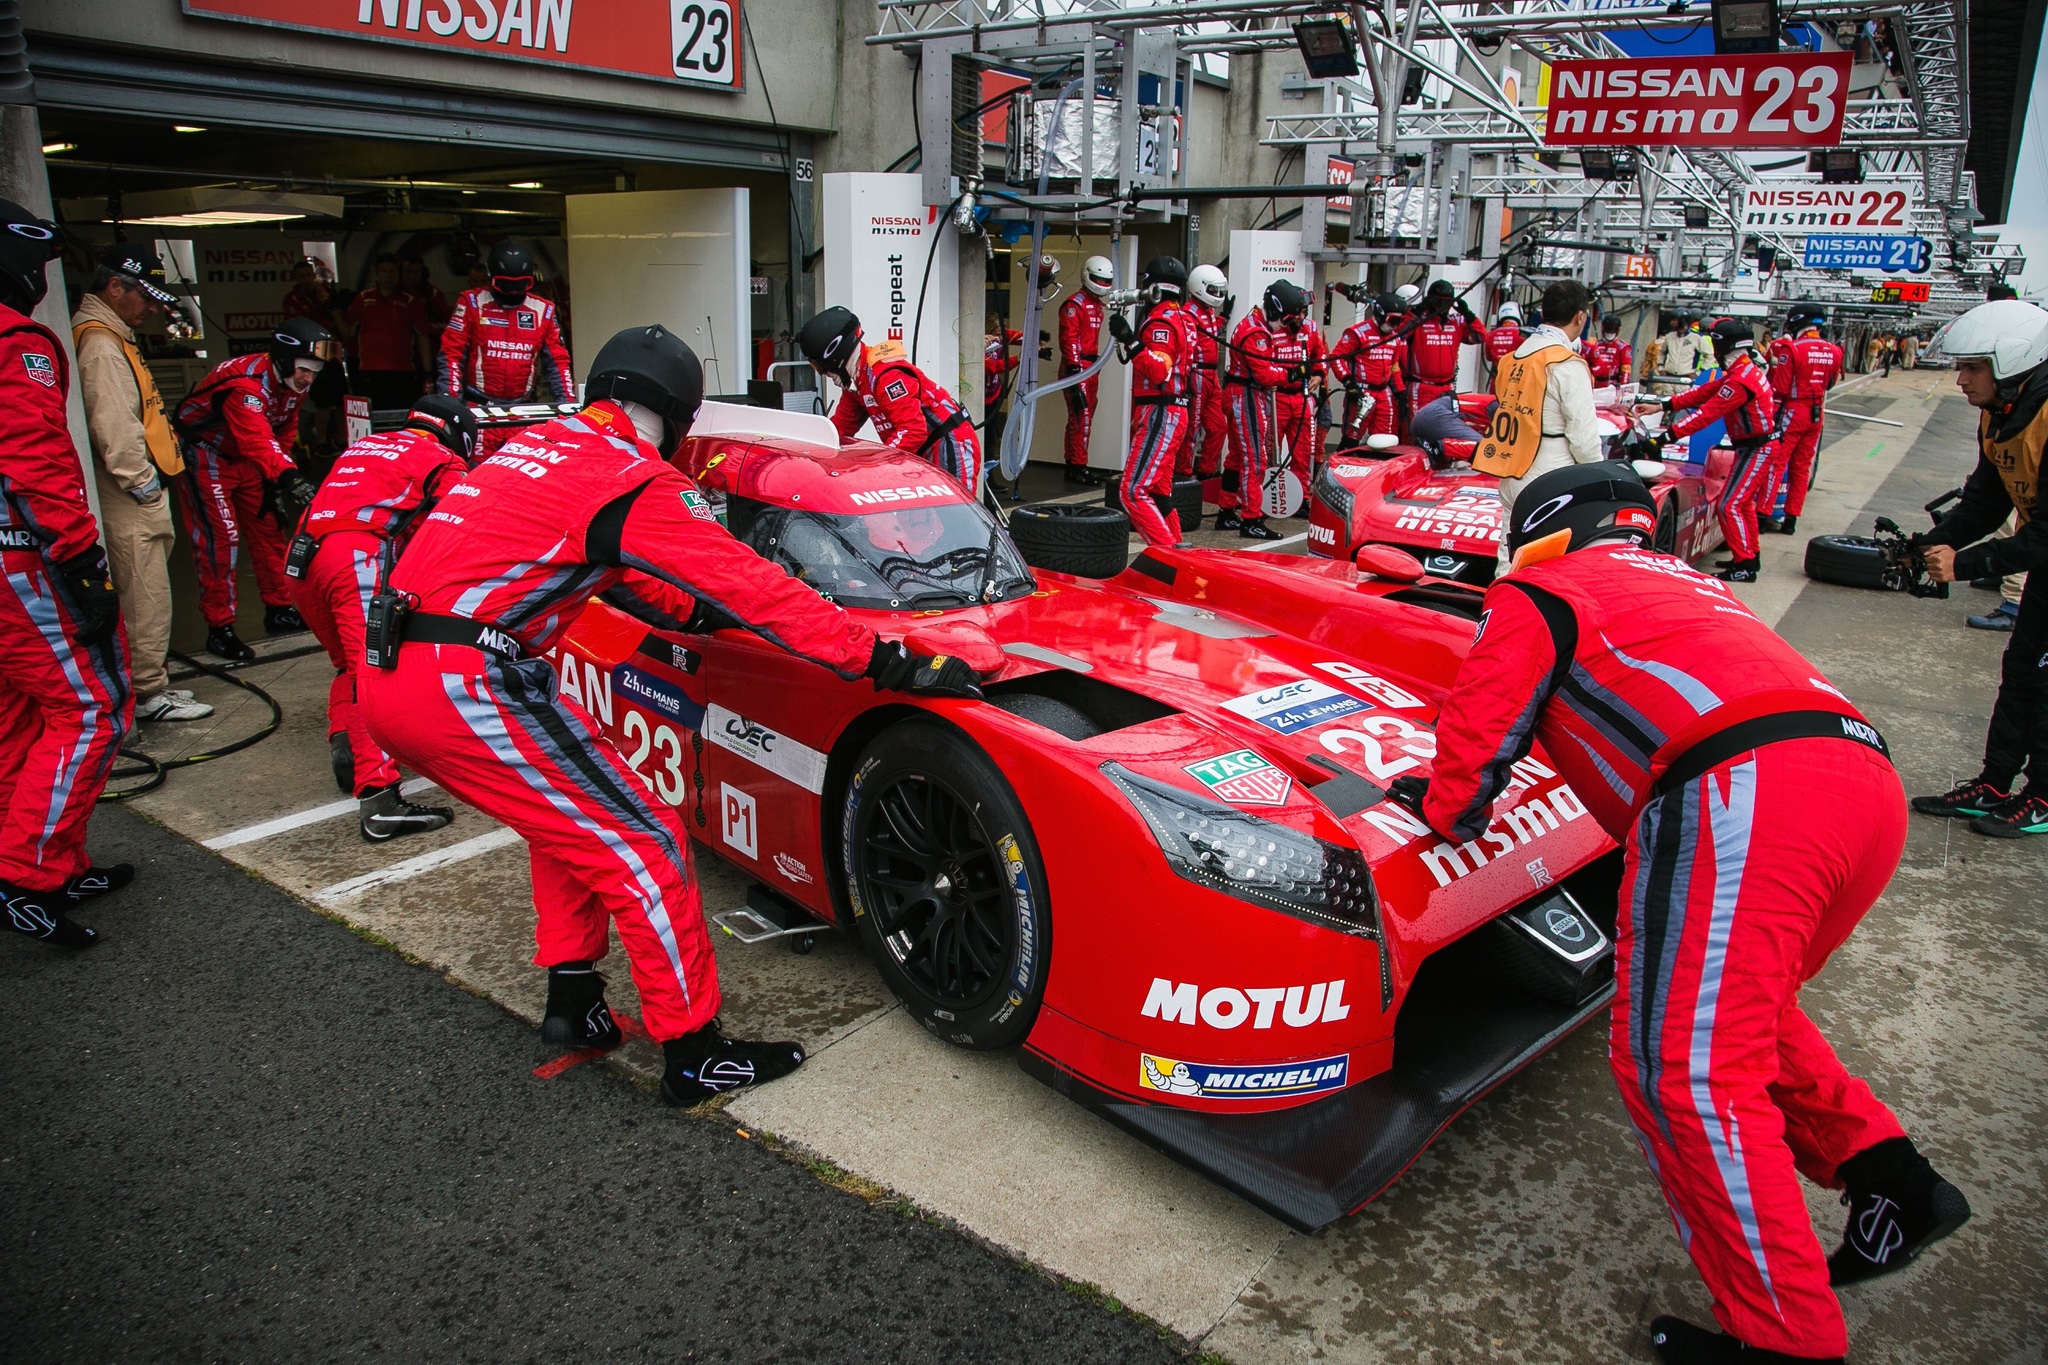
(736, 499, 1037, 610)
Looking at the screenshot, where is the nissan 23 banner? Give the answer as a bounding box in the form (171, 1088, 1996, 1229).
(183, 0, 745, 90)
(1544, 53, 1851, 147)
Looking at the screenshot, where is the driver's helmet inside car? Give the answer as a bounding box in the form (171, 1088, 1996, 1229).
(865, 505, 949, 559)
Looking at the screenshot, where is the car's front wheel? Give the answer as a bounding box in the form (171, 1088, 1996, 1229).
(840, 720, 1051, 1049)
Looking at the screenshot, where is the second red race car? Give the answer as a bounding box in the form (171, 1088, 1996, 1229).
(548, 402, 1625, 1231)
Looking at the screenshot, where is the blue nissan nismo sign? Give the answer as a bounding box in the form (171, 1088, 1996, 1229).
(1800, 235, 1930, 273)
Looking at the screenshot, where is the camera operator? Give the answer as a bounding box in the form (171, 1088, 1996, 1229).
(1909, 299, 2048, 838)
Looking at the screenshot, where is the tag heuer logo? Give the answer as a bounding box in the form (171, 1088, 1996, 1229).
(21, 352, 55, 387)
(1184, 749, 1292, 807)
(680, 488, 716, 521)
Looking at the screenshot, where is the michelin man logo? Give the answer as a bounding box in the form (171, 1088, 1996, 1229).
(1143, 1056, 1204, 1095)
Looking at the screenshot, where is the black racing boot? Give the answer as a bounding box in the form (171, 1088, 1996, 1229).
(1239, 517, 1282, 541)
(263, 605, 307, 635)
(660, 1019, 805, 1106)
(540, 962, 623, 1048)
(1649, 1316, 1842, 1364)
(64, 864, 134, 902)
(1063, 467, 1099, 486)
(1758, 514, 1784, 534)
(1213, 507, 1243, 531)
(2, 879, 98, 948)
(206, 623, 255, 664)
(1716, 559, 1759, 583)
(1909, 776, 2012, 818)
(1828, 1136, 1971, 1285)
(1779, 515, 1798, 535)
(330, 733, 355, 795)
(358, 784, 455, 843)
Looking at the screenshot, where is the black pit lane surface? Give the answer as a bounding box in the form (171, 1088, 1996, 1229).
(0, 806, 1182, 1365)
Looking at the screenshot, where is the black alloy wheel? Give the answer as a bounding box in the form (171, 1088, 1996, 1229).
(1653, 499, 1679, 555)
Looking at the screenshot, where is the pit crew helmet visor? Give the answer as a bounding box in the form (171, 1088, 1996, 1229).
(798, 306, 863, 381)
(1083, 256, 1115, 297)
(1187, 264, 1228, 309)
(270, 316, 340, 371)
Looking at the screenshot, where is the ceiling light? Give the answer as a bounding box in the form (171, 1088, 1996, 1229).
(1291, 15, 1360, 80)
(508, 181, 543, 189)
(1710, 0, 1779, 54)
(42, 142, 75, 155)
(69, 186, 346, 227)
(172, 125, 207, 134)
(461, 189, 478, 195)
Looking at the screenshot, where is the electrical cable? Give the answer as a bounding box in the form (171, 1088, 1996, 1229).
(742, 12, 807, 372)
(911, 194, 966, 363)
(99, 650, 286, 802)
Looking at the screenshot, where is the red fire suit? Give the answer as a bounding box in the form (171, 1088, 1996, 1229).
(1344, 329, 1407, 443)
(1422, 542, 1908, 1359)
(363, 401, 877, 1042)
(984, 328, 1021, 393)
(1328, 319, 1378, 445)
(173, 353, 306, 629)
(1058, 293, 1105, 470)
(1221, 313, 1285, 515)
(1405, 313, 1486, 416)
(830, 342, 983, 496)
(1184, 301, 1227, 478)
(436, 288, 574, 456)
(1484, 323, 1523, 377)
(291, 429, 465, 796)
(1269, 320, 1327, 495)
(1585, 335, 1634, 387)
(1767, 330, 1843, 518)
(1124, 301, 1195, 547)
(1669, 356, 1780, 561)
(0, 304, 132, 892)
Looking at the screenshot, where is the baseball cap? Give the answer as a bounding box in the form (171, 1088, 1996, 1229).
(100, 243, 179, 305)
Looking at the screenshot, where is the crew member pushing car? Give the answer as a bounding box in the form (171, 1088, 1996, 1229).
(1058, 257, 1112, 486)
(436, 241, 573, 457)
(0, 198, 132, 948)
(363, 325, 981, 1105)
(1645, 318, 1781, 583)
(1108, 256, 1196, 549)
(1216, 285, 1288, 539)
(1184, 264, 1230, 479)
(1764, 308, 1843, 536)
(800, 306, 983, 496)
(1403, 462, 1969, 1365)
(290, 395, 475, 843)
(174, 318, 331, 661)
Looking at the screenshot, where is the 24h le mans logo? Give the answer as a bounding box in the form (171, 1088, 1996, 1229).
(1185, 749, 1292, 807)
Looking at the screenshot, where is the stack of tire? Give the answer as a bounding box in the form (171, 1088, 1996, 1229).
(1006, 502, 1130, 578)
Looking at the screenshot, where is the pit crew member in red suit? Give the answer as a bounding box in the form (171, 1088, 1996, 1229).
(1647, 319, 1782, 582)
(1059, 256, 1113, 485)
(1263, 281, 1326, 495)
(1327, 288, 1381, 446)
(0, 198, 133, 949)
(983, 318, 1022, 394)
(1184, 264, 1230, 478)
(174, 318, 332, 662)
(1764, 308, 1843, 535)
(435, 240, 573, 457)
(1107, 256, 1195, 548)
(1483, 300, 1524, 380)
(800, 306, 983, 497)
(1401, 462, 1969, 1365)
(1584, 314, 1634, 388)
(1217, 287, 1289, 540)
(1341, 293, 1410, 444)
(1404, 279, 1487, 416)
(290, 394, 475, 842)
(363, 325, 982, 1104)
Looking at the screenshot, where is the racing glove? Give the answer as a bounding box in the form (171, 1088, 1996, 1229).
(55, 548, 121, 645)
(1107, 312, 1136, 347)
(866, 638, 983, 700)
(1386, 774, 1430, 819)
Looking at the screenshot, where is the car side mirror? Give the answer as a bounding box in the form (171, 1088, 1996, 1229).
(1355, 543, 1426, 581)
(1365, 433, 1401, 452)
(1630, 458, 1667, 481)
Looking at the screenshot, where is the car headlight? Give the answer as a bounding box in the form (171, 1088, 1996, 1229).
(1312, 463, 1355, 524)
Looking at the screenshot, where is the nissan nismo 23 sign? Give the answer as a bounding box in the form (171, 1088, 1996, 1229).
(1544, 53, 1851, 148)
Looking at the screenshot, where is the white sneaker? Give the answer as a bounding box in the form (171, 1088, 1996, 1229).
(135, 691, 215, 722)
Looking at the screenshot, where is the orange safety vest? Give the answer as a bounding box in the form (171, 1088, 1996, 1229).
(1473, 340, 1580, 479)
(72, 317, 184, 476)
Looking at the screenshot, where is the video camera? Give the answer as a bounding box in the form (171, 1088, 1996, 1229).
(1872, 488, 1963, 599)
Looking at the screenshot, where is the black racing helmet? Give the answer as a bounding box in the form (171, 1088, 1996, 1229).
(406, 393, 482, 464)
(1377, 291, 1407, 324)
(488, 240, 536, 304)
(1263, 279, 1309, 322)
(268, 316, 339, 372)
(584, 324, 704, 458)
(798, 305, 863, 381)
(1503, 462, 1659, 570)
(1140, 255, 1187, 296)
(1796, 306, 1827, 331)
(0, 198, 60, 313)
(1426, 278, 1458, 303)
(1710, 316, 1756, 363)
(1602, 314, 1622, 335)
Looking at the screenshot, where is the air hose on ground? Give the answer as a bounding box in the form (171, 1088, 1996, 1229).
(99, 649, 286, 801)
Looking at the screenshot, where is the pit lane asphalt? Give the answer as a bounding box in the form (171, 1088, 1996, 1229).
(0, 804, 1184, 1365)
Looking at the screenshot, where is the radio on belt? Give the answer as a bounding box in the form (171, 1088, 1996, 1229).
(284, 531, 317, 580)
(362, 590, 410, 670)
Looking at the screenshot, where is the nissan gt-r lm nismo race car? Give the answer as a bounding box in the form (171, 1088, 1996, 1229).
(552, 403, 1623, 1232)
(1306, 399, 1732, 583)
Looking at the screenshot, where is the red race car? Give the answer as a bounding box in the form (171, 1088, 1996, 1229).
(1307, 401, 1733, 582)
(552, 404, 1623, 1231)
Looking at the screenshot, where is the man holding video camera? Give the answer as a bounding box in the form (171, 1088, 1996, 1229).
(1909, 298, 2048, 838)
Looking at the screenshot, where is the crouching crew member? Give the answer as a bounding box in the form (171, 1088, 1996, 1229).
(1184, 264, 1230, 479)
(1404, 463, 1969, 1365)
(1647, 319, 1781, 583)
(1910, 298, 2048, 838)
(0, 198, 132, 948)
(291, 395, 478, 842)
(1216, 285, 1288, 540)
(800, 306, 983, 497)
(1109, 256, 1196, 549)
(436, 241, 574, 457)
(1765, 308, 1844, 536)
(363, 325, 981, 1104)
(174, 319, 332, 661)
(1059, 257, 1112, 486)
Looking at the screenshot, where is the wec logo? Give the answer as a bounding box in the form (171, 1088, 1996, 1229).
(1141, 978, 1350, 1030)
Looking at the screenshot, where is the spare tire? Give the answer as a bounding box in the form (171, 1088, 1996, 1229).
(1104, 475, 1203, 533)
(1803, 534, 1895, 590)
(1007, 503, 1131, 578)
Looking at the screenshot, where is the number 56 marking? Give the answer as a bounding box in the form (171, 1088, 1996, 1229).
(670, 0, 739, 88)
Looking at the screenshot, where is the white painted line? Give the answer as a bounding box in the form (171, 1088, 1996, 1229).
(1247, 531, 1310, 552)
(204, 777, 440, 850)
(312, 827, 523, 905)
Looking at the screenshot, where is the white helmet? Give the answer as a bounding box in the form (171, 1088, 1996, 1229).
(1023, 252, 1063, 304)
(1187, 264, 1227, 309)
(1936, 299, 2048, 381)
(1082, 255, 1115, 297)
(1394, 283, 1423, 308)
(1496, 300, 1522, 324)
